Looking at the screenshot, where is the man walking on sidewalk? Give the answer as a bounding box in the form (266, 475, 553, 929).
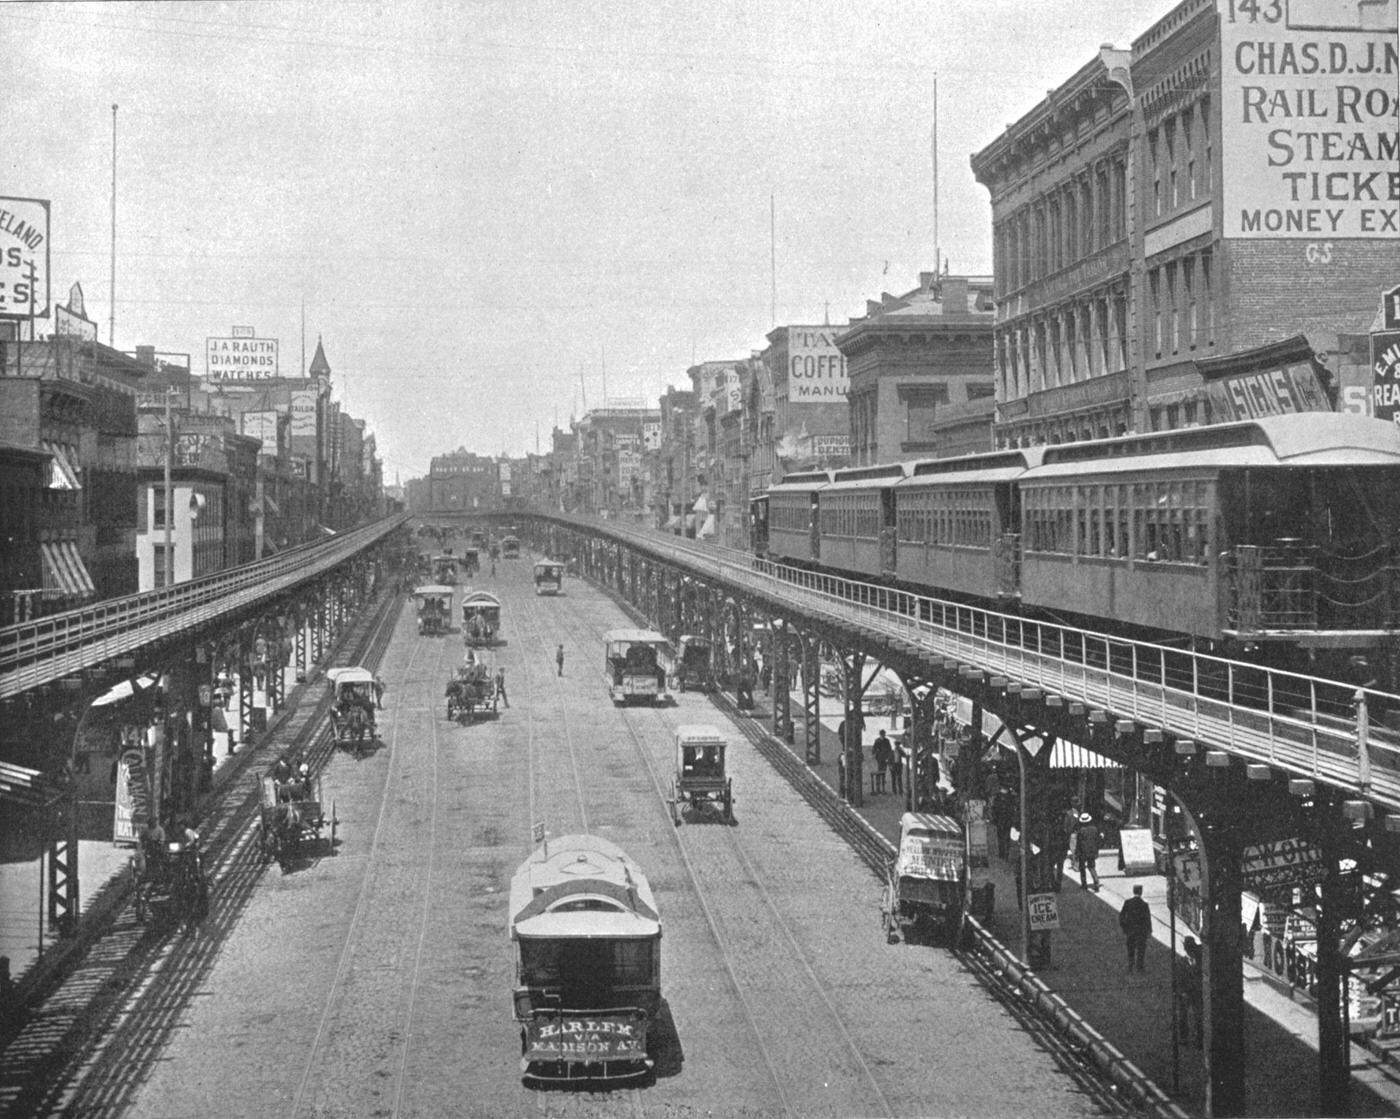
(556, 644, 565, 677)
(1119, 885, 1151, 971)
(1075, 812, 1101, 890)
(495, 667, 509, 708)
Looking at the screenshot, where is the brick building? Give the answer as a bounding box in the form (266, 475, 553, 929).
(971, 0, 1398, 446)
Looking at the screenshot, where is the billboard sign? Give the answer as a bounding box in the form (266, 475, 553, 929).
(206, 336, 279, 381)
(786, 327, 848, 402)
(289, 389, 317, 437)
(55, 304, 97, 342)
(1203, 360, 1331, 419)
(1242, 836, 1328, 890)
(1372, 331, 1400, 421)
(0, 196, 51, 318)
(1218, 0, 1399, 239)
(240, 410, 280, 455)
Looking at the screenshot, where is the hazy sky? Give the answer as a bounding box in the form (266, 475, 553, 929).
(4, 1, 1166, 477)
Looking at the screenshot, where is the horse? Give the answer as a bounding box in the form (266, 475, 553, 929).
(270, 801, 303, 868)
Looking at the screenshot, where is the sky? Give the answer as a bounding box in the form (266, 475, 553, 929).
(3, 0, 1169, 478)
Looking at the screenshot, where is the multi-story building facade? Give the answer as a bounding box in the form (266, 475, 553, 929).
(571, 407, 659, 518)
(972, 0, 1397, 446)
(427, 448, 498, 514)
(653, 389, 697, 532)
(839, 273, 997, 464)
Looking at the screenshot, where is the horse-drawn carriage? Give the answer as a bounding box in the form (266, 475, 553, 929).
(462, 590, 502, 647)
(674, 635, 715, 692)
(604, 629, 672, 706)
(258, 772, 337, 867)
(415, 585, 454, 636)
(533, 559, 564, 596)
(328, 666, 378, 754)
(501, 535, 521, 559)
(462, 546, 481, 578)
(131, 829, 209, 929)
(445, 658, 499, 723)
(669, 725, 733, 824)
(432, 553, 460, 585)
(881, 812, 966, 945)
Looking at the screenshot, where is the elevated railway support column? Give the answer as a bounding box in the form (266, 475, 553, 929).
(770, 617, 793, 742)
(800, 632, 821, 765)
(839, 650, 867, 808)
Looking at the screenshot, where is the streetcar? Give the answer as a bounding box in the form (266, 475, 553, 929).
(603, 628, 672, 705)
(431, 553, 459, 585)
(669, 724, 733, 824)
(327, 666, 378, 753)
(533, 558, 565, 596)
(501, 534, 522, 559)
(414, 585, 454, 636)
(461, 589, 502, 646)
(674, 635, 714, 692)
(881, 812, 966, 946)
(510, 834, 661, 1082)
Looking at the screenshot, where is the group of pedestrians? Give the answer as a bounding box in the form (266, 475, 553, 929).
(869, 729, 907, 795)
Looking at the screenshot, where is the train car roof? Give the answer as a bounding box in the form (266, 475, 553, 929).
(769, 469, 835, 493)
(895, 448, 1044, 489)
(509, 834, 660, 938)
(825, 462, 912, 491)
(603, 628, 669, 644)
(1023, 414, 1400, 480)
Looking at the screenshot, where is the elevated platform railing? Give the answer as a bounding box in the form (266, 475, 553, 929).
(547, 512, 1400, 814)
(0, 513, 408, 700)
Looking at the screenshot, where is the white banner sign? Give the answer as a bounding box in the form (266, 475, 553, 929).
(55, 303, 97, 342)
(1219, 0, 1399, 239)
(0, 196, 50, 318)
(240, 410, 279, 455)
(787, 327, 848, 402)
(206, 336, 280, 380)
(290, 389, 318, 437)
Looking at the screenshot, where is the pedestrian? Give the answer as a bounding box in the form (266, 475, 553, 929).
(1176, 937, 1204, 1048)
(1119, 884, 1151, 971)
(890, 735, 908, 796)
(991, 788, 1016, 859)
(372, 674, 386, 710)
(1075, 811, 1101, 890)
(495, 667, 509, 708)
(871, 730, 892, 794)
(556, 644, 565, 677)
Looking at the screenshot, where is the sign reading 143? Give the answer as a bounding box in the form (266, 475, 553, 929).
(1224, 0, 1284, 21)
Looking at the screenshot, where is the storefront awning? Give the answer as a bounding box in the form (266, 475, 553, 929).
(41, 441, 81, 490)
(41, 541, 96, 598)
(950, 697, 1118, 769)
(692, 494, 710, 515)
(697, 514, 716, 538)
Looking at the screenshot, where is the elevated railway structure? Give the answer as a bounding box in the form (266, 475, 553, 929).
(0, 513, 409, 954)
(476, 508, 1400, 1118)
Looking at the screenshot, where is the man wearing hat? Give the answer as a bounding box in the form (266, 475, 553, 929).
(1075, 811, 1102, 891)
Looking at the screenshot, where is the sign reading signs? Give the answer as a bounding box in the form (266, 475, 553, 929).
(1218, 0, 1399, 240)
(786, 327, 849, 402)
(206, 336, 279, 381)
(0, 196, 51, 318)
(1203, 360, 1330, 420)
(1242, 836, 1328, 891)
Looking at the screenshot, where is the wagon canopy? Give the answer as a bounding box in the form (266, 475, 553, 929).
(327, 666, 375, 687)
(462, 591, 501, 610)
(894, 812, 964, 882)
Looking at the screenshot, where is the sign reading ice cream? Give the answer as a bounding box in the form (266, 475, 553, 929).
(1219, 0, 1399, 239)
(206, 336, 280, 381)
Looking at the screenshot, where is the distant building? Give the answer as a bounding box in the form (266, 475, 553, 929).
(427, 448, 498, 514)
(839, 273, 997, 464)
(761, 324, 851, 477)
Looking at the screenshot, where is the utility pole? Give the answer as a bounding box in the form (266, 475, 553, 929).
(163, 385, 175, 587)
(110, 104, 117, 347)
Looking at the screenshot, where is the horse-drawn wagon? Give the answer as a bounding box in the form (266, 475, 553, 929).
(415, 585, 454, 636)
(327, 666, 378, 754)
(432, 553, 460, 584)
(881, 812, 966, 945)
(131, 828, 209, 929)
(501, 535, 521, 559)
(674, 635, 715, 692)
(462, 590, 502, 647)
(446, 658, 499, 723)
(258, 772, 337, 867)
(669, 724, 733, 824)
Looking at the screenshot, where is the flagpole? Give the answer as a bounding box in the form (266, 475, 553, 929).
(931, 78, 940, 275)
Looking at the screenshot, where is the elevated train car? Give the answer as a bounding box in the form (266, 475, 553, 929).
(763, 415, 1400, 675)
(510, 835, 661, 1082)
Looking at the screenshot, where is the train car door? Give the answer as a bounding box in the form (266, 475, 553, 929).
(880, 487, 897, 576)
(809, 492, 821, 561)
(993, 482, 1021, 599)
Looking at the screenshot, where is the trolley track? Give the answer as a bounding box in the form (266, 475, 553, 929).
(2, 587, 406, 1118)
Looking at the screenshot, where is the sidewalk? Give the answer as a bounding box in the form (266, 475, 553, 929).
(738, 687, 1400, 1118)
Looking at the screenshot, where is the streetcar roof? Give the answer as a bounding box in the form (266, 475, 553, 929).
(534, 559, 564, 569)
(461, 591, 500, 607)
(414, 584, 455, 597)
(326, 666, 374, 685)
(603, 628, 669, 645)
(509, 834, 659, 932)
(675, 724, 726, 747)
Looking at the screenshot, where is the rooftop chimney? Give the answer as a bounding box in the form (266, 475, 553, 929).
(942, 277, 969, 314)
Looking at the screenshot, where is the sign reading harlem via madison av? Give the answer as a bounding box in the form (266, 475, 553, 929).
(1218, 0, 1399, 239)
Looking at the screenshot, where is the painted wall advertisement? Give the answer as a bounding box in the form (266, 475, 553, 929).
(1218, 0, 1399, 239)
(0, 195, 50, 318)
(786, 327, 849, 402)
(206, 336, 280, 381)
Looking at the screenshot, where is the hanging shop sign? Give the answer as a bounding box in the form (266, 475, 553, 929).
(0, 195, 50, 318)
(1242, 836, 1328, 890)
(1028, 892, 1060, 931)
(1373, 331, 1400, 422)
(1204, 359, 1331, 419)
